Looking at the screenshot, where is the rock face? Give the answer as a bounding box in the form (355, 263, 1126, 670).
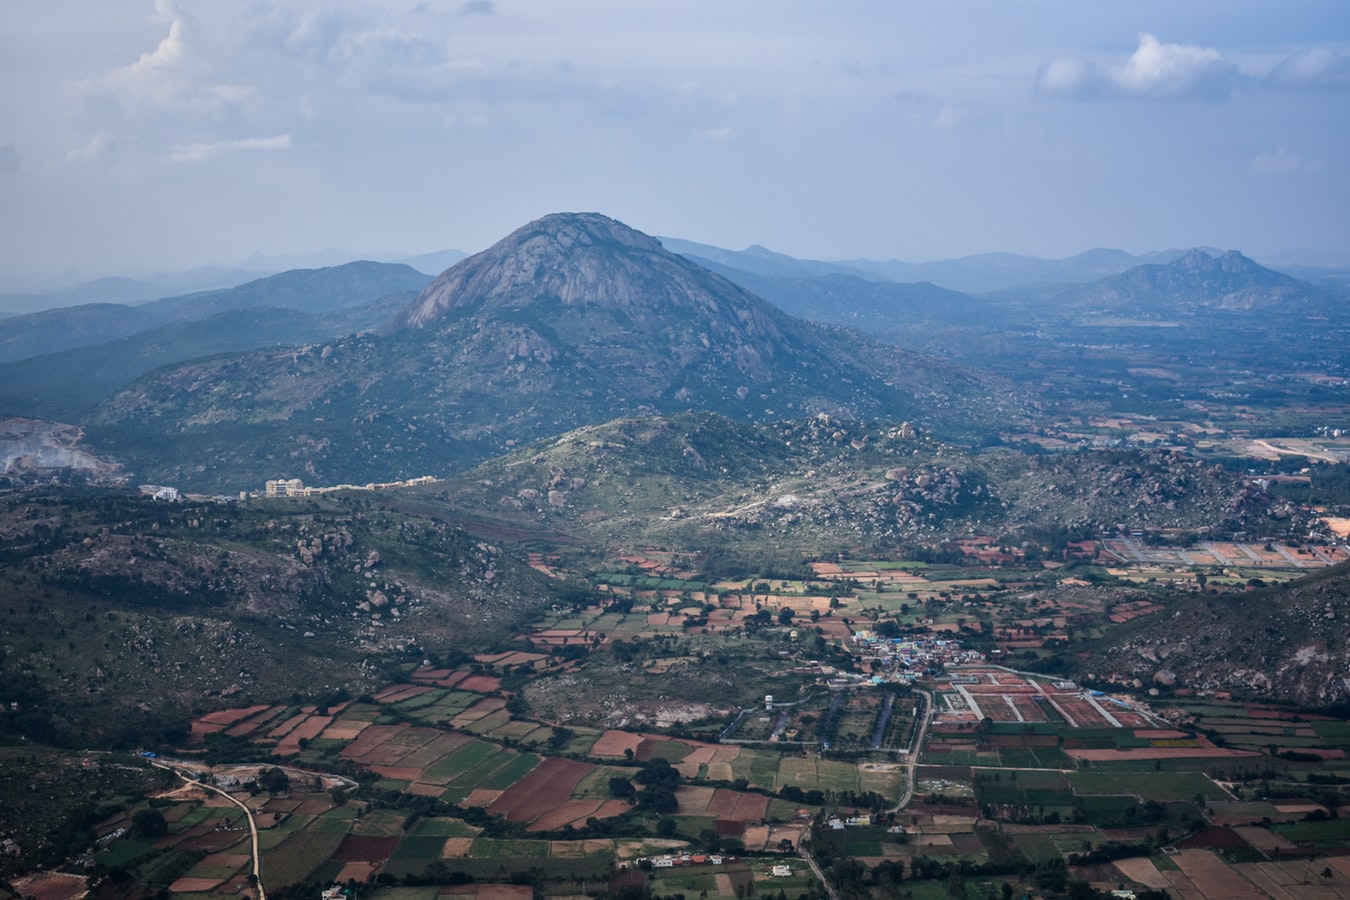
(0, 418, 121, 484)
(383, 212, 820, 387)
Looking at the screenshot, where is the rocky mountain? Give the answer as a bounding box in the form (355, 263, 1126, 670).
(0, 261, 430, 363)
(86, 213, 1025, 491)
(1085, 562, 1350, 707)
(1053, 249, 1338, 316)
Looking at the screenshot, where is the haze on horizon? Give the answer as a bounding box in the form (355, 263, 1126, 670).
(0, 0, 1347, 287)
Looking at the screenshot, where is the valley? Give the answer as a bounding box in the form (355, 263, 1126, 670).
(0, 212, 1348, 900)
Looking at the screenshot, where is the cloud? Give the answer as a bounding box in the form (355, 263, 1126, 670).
(0, 142, 18, 174)
(1038, 33, 1242, 102)
(696, 126, 734, 141)
(166, 133, 292, 163)
(1265, 47, 1350, 90)
(82, 1, 248, 112)
(461, 1, 496, 14)
(1250, 147, 1322, 176)
(66, 131, 113, 164)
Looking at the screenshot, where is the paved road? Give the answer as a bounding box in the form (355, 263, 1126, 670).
(151, 760, 267, 900)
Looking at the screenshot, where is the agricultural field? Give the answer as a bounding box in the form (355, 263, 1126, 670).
(14, 544, 1350, 900)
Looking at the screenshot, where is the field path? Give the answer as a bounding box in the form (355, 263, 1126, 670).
(151, 759, 266, 900)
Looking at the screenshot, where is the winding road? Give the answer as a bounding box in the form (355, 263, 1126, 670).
(150, 760, 267, 900)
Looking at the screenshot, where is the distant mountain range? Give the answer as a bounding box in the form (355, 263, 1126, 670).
(83, 213, 1026, 490)
(0, 261, 432, 363)
(1051, 248, 1340, 316)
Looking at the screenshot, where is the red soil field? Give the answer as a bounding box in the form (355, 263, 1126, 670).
(411, 667, 471, 688)
(458, 674, 502, 693)
(198, 705, 272, 726)
(591, 730, 645, 758)
(188, 720, 231, 739)
(168, 877, 224, 893)
(319, 718, 374, 741)
(525, 799, 611, 832)
(340, 723, 410, 759)
(267, 713, 309, 740)
(1177, 828, 1252, 851)
(487, 757, 593, 822)
(275, 714, 333, 755)
(729, 793, 770, 821)
(1276, 747, 1345, 759)
(333, 835, 400, 861)
(706, 790, 741, 818)
(370, 766, 424, 782)
(374, 684, 435, 704)
(336, 861, 379, 883)
(1068, 746, 1260, 761)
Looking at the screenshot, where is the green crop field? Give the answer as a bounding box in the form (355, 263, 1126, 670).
(261, 829, 347, 889)
(469, 837, 551, 858)
(1069, 771, 1227, 802)
(479, 752, 542, 790)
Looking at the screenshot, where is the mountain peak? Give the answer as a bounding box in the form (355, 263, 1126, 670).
(384, 212, 685, 331)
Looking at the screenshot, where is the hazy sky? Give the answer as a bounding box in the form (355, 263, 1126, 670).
(1, 1, 1347, 284)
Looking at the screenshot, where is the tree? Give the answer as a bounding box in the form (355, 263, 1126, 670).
(131, 808, 168, 838)
(260, 767, 290, 794)
(778, 607, 795, 626)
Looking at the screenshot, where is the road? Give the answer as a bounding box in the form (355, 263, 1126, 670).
(798, 688, 933, 900)
(150, 760, 267, 900)
(892, 688, 932, 812)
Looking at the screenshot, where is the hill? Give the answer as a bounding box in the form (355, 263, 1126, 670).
(0, 293, 418, 421)
(1082, 562, 1350, 706)
(0, 487, 560, 744)
(415, 411, 1302, 559)
(1053, 249, 1339, 316)
(85, 213, 1026, 491)
(0, 261, 430, 363)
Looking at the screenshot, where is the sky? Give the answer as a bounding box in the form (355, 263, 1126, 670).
(1, 1, 1347, 286)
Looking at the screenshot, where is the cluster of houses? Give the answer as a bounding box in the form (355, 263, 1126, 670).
(850, 633, 983, 678)
(261, 475, 438, 498)
(627, 853, 727, 869)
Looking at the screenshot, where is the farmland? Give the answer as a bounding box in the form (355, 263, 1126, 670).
(12, 541, 1350, 900)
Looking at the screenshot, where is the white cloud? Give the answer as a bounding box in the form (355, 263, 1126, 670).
(696, 126, 734, 141)
(1265, 47, 1350, 90)
(81, 1, 247, 112)
(1111, 34, 1240, 100)
(166, 133, 292, 163)
(66, 131, 113, 164)
(1038, 33, 1242, 102)
(1250, 147, 1322, 176)
(1035, 57, 1098, 100)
